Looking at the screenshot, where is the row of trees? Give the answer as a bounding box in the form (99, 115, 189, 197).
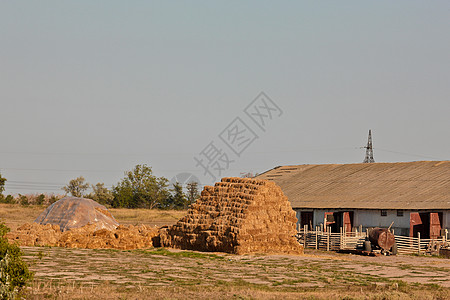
(0, 165, 200, 209)
(61, 164, 200, 209)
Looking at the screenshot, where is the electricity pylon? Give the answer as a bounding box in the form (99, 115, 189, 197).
(363, 130, 375, 163)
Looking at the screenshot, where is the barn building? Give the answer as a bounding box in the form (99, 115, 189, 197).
(257, 161, 450, 238)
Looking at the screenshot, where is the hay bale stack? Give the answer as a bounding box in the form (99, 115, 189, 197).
(160, 177, 303, 255)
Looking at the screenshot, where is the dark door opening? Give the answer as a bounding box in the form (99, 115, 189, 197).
(300, 211, 313, 231)
(324, 212, 353, 233)
(410, 212, 430, 238)
(324, 212, 335, 232)
(410, 212, 442, 239)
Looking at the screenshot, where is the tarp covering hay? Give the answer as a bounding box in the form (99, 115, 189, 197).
(34, 196, 119, 231)
(159, 177, 303, 255)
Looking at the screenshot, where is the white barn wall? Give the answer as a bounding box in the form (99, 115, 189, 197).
(314, 210, 325, 228)
(354, 209, 410, 236)
(295, 208, 449, 236)
(444, 211, 450, 232)
(354, 210, 410, 228)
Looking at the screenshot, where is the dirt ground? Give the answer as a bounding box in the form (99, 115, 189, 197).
(21, 247, 449, 299)
(2, 204, 449, 299)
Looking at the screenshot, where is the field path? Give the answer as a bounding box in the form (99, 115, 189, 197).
(22, 247, 450, 289)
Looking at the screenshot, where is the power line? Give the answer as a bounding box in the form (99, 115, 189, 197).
(0, 146, 357, 158)
(0, 166, 259, 173)
(374, 148, 443, 160)
(7, 180, 67, 185)
(0, 151, 194, 157)
(1, 167, 124, 173)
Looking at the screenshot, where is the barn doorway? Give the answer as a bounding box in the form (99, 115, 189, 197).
(410, 212, 443, 239)
(324, 211, 353, 233)
(300, 211, 313, 230)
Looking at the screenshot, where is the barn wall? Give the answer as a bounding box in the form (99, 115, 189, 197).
(314, 210, 326, 228)
(444, 211, 450, 233)
(296, 208, 406, 236)
(354, 209, 410, 236)
(295, 208, 450, 237)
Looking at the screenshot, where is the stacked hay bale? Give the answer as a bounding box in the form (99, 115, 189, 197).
(160, 177, 303, 255)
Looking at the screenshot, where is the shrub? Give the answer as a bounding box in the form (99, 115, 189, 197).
(35, 194, 45, 206)
(18, 195, 29, 206)
(0, 195, 13, 204)
(86, 183, 114, 206)
(0, 222, 33, 299)
(4, 195, 15, 204)
(48, 195, 59, 205)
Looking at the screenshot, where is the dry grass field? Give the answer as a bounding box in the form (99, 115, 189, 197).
(21, 247, 450, 299)
(1, 204, 449, 299)
(0, 203, 186, 230)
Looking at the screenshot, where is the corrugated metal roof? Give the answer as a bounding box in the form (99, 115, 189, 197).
(256, 161, 450, 210)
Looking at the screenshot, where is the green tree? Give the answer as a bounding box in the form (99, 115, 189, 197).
(62, 176, 90, 197)
(167, 182, 187, 209)
(112, 165, 170, 209)
(18, 195, 29, 206)
(1, 195, 15, 204)
(87, 183, 114, 205)
(186, 181, 200, 205)
(0, 222, 33, 299)
(0, 174, 6, 201)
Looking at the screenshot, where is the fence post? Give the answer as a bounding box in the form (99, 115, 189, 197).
(342, 227, 345, 249)
(327, 227, 330, 251)
(418, 232, 421, 255)
(315, 229, 318, 250)
(304, 225, 308, 248)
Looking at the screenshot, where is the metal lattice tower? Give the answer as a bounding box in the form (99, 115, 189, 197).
(363, 130, 375, 163)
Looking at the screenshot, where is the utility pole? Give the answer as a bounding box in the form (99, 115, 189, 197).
(363, 130, 375, 163)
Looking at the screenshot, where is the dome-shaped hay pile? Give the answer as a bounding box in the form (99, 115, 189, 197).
(34, 196, 119, 231)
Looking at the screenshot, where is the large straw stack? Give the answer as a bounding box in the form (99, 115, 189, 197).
(160, 177, 303, 255)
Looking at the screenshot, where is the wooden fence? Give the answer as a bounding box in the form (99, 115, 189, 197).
(394, 233, 447, 255)
(297, 226, 449, 255)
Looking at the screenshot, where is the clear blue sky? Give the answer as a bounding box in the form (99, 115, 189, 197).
(1, 1, 449, 194)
